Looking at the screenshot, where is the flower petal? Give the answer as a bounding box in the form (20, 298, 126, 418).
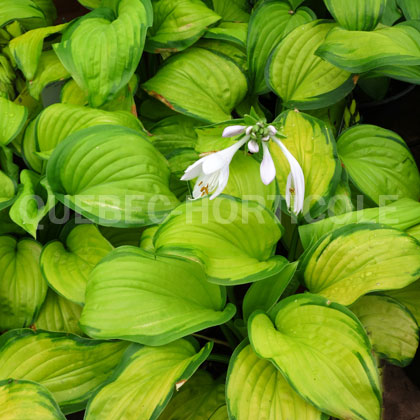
(260, 142, 276, 185)
(222, 125, 246, 138)
(248, 140, 259, 154)
(181, 158, 205, 181)
(268, 125, 277, 136)
(272, 138, 306, 214)
(210, 165, 230, 200)
(202, 137, 248, 175)
(285, 172, 292, 210)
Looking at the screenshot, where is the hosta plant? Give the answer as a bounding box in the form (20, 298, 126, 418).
(0, 0, 420, 419)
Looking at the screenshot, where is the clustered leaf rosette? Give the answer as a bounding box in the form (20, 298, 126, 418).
(181, 113, 305, 215)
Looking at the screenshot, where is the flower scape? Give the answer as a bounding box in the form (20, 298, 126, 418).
(0, 0, 420, 419)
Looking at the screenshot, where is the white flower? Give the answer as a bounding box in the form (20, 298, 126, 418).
(181, 135, 249, 200)
(248, 140, 259, 154)
(270, 136, 305, 215)
(222, 125, 247, 138)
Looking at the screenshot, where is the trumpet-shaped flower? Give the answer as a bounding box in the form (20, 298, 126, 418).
(180, 121, 306, 214)
(181, 135, 249, 200)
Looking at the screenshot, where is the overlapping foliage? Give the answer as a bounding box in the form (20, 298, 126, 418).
(1, 0, 420, 419)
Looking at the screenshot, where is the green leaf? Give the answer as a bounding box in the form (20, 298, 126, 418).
(242, 262, 298, 322)
(350, 294, 419, 367)
(35, 103, 144, 155)
(247, 0, 315, 94)
(85, 339, 212, 420)
(383, 279, 420, 325)
(300, 223, 420, 305)
(150, 115, 201, 157)
(46, 125, 179, 227)
(0, 236, 47, 330)
(0, 97, 28, 146)
(227, 342, 325, 420)
(40, 223, 113, 305)
(267, 20, 353, 110)
(337, 124, 420, 204)
(299, 198, 420, 250)
(77, 0, 101, 9)
(22, 119, 43, 173)
(205, 152, 277, 210)
(248, 294, 382, 420)
(54, 0, 153, 107)
(154, 196, 287, 285)
(80, 247, 235, 344)
(211, 0, 250, 22)
(408, 224, 420, 242)
(142, 46, 248, 123)
(0, 329, 128, 414)
(0, 379, 65, 420)
(9, 171, 56, 238)
(204, 22, 248, 47)
(194, 120, 238, 154)
(0, 0, 46, 30)
(145, 0, 220, 53)
(366, 64, 420, 85)
(271, 110, 341, 219)
(317, 24, 420, 73)
(28, 50, 70, 100)
(99, 225, 144, 247)
(381, 0, 402, 25)
(397, 0, 420, 19)
(10, 23, 68, 81)
(323, 0, 386, 31)
(160, 370, 226, 420)
(0, 170, 16, 210)
(34, 288, 83, 335)
(209, 407, 229, 420)
(140, 225, 158, 251)
(33, 0, 57, 25)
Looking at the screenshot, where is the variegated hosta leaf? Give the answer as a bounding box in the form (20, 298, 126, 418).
(0, 379, 65, 420)
(0, 236, 47, 330)
(249, 294, 382, 420)
(350, 294, 419, 367)
(299, 198, 420, 250)
(150, 115, 201, 157)
(77, 0, 101, 9)
(267, 21, 354, 110)
(0, 0, 47, 30)
(84, 340, 212, 420)
(145, 0, 220, 53)
(211, 0, 250, 22)
(324, 0, 386, 31)
(28, 50, 70, 100)
(35, 103, 143, 156)
(34, 289, 83, 335)
(300, 223, 420, 305)
(80, 247, 235, 344)
(154, 196, 287, 285)
(142, 46, 248, 123)
(317, 24, 420, 73)
(9, 170, 56, 238)
(209, 406, 229, 420)
(40, 223, 113, 305)
(33, 0, 57, 25)
(271, 110, 341, 219)
(226, 342, 325, 420)
(46, 125, 179, 227)
(22, 119, 43, 173)
(408, 224, 420, 242)
(157, 370, 225, 420)
(337, 124, 420, 205)
(0, 97, 27, 146)
(0, 329, 128, 414)
(384, 279, 420, 325)
(242, 262, 298, 322)
(10, 23, 68, 80)
(139, 225, 158, 251)
(54, 0, 153, 107)
(204, 22, 247, 47)
(247, 0, 315, 94)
